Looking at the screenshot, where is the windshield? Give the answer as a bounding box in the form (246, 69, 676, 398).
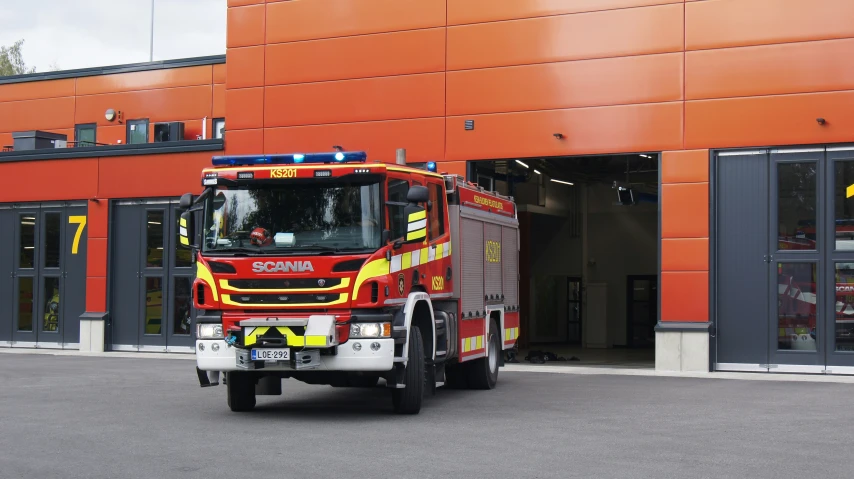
(203, 181, 382, 254)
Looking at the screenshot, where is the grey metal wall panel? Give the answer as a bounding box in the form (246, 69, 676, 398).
(0, 209, 12, 342)
(449, 206, 462, 300)
(502, 226, 519, 307)
(483, 223, 503, 299)
(715, 151, 770, 365)
(460, 218, 484, 316)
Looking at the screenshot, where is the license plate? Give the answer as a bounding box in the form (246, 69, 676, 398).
(251, 349, 290, 361)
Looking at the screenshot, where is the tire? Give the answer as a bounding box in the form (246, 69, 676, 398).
(227, 371, 256, 412)
(467, 319, 500, 390)
(392, 326, 424, 414)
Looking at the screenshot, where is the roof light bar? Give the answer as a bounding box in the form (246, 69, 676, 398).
(211, 151, 368, 167)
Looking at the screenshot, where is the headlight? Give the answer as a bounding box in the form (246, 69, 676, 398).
(350, 323, 391, 339)
(197, 323, 224, 339)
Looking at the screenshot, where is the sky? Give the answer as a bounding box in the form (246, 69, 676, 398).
(0, 0, 226, 72)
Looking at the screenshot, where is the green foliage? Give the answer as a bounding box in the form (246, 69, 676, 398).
(0, 39, 36, 76)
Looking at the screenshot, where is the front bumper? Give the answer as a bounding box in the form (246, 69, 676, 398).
(196, 338, 395, 372)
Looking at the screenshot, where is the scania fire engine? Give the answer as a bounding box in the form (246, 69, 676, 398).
(179, 151, 520, 414)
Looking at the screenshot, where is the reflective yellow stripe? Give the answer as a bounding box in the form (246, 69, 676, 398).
(196, 262, 219, 301)
(179, 217, 187, 227)
(406, 228, 426, 241)
(305, 336, 328, 347)
(408, 210, 426, 222)
(401, 252, 412, 270)
(222, 294, 348, 308)
(244, 326, 329, 347)
(180, 237, 189, 246)
(420, 247, 429, 264)
(244, 327, 269, 346)
(219, 277, 351, 293)
(436, 243, 444, 259)
(352, 258, 390, 301)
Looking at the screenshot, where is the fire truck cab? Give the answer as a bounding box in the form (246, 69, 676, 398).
(181, 151, 520, 414)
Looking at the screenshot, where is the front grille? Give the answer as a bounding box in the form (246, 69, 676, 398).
(228, 278, 342, 290)
(229, 293, 342, 305)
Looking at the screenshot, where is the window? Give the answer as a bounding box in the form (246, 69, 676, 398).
(387, 179, 410, 241)
(213, 118, 225, 139)
(127, 119, 150, 144)
(477, 174, 494, 192)
(75, 123, 97, 147)
(429, 183, 445, 240)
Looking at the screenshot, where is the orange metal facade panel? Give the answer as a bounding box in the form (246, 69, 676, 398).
(661, 183, 709, 238)
(264, 73, 445, 127)
(447, 4, 684, 70)
(687, 39, 854, 100)
(661, 271, 709, 322)
(85, 277, 106, 312)
(661, 150, 709, 184)
(446, 102, 682, 161)
(447, 53, 683, 116)
(265, 28, 446, 86)
(228, 0, 262, 6)
(0, 78, 75, 102)
(0, 158, 98, 202)
(76, 66, 212, 96)
(0, 96, 75, 133)
(661, 238, 709, 272)
(265, 0, 446, 44)
(264, 118, 445, 162)
(226, 87, 264, 130)
(86, 238, 108, 277)
(0, 133, 11, 149)
(213, 84, 226, 118)
(226, 46, 265, 89)
(74, 86, 213, 127)
(685, 91, 854, 149)
(87, 200, 109, 238)
(97, 125, 127, 146)
(686, 0, 854, 51)
(224, 128, 264, 155)
(448, 0, 681, 25)
(227, 4, 266, 48)
(213, 64, 227, 84)
(97, 152, 213, 198)
(437, 161, 467, 177)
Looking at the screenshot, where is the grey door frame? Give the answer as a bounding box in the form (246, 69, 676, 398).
(111, 198, 195, 353)
(0, 207, 14, 346)
(35, 205, 67, 349)
(713, 144, 854, 375)
(11, 207, 41, 346)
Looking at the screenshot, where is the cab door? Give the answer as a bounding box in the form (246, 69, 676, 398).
(425, 176, 452, 298)
(386, 171, 424, 300)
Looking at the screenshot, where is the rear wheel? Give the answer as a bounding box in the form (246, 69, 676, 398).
(392, 326, 424, 414)
(467, 319, 500, 390)
(227, 371, 256, 412)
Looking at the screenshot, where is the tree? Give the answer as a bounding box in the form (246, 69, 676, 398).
(0, 40, 36, 76)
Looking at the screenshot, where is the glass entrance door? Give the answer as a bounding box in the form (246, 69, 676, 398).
(824, 148, 854, 373)
(769, 151, 824, 372)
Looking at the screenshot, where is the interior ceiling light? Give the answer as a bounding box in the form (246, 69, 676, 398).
(534, 169, 542, 175)
(515, 160, 529, 169)
(551, 179, 574, 186)
(640, 154, 651, 158)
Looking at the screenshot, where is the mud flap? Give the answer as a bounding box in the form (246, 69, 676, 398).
(197, 367, 220, 387)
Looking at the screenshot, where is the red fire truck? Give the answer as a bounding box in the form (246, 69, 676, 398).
(180, 151, 520, 414)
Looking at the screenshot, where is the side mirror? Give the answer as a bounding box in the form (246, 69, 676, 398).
(179, 192, 194, 210)
(403, 204, 427, 244)
(381, 229, 391, 244)
(178, 211, 196, 249)
(406, 185, 429, 204)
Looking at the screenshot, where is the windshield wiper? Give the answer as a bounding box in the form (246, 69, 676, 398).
(208, 246, 262, 254)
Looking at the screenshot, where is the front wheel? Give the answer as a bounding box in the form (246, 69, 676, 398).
(467, 319, 500, 390)
(391, 326, 424, 414)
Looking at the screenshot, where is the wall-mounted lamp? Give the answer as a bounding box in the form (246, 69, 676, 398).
(817, 118, 827, 125)
(553, 133, 564, 139)
(105, 109, 122, 123)
(332, 145, 344, 151)
(90, 197, 100, 204)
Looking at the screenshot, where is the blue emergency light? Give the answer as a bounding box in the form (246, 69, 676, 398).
(211, 151, 368, 167)
(427, 162, 437, 172)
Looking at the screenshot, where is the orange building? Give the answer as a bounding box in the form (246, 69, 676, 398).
(1, 0, 852, 374)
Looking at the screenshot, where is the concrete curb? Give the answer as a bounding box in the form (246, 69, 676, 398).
(4, 348, 853, 383)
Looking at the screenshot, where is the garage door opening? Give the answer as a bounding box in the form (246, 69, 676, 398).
(466, 154, 659, 368)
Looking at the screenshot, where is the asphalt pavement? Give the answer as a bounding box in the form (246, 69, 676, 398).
(1, 353, 852, 479)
